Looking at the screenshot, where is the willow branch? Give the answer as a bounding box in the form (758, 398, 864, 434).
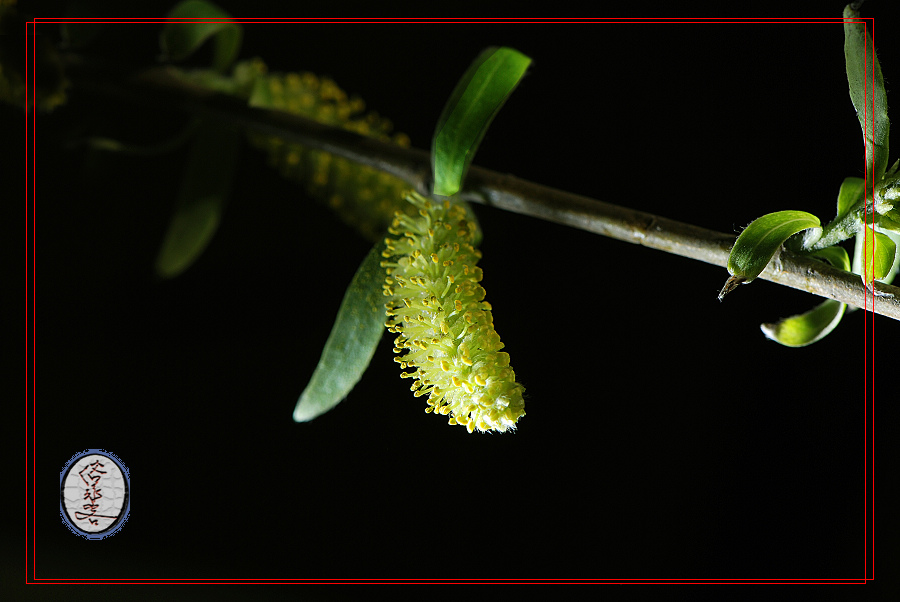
(68, 60, 900, 320)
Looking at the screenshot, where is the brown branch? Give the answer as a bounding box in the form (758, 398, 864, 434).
(69, 60, 900, 320)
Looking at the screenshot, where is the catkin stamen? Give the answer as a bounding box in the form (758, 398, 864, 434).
(383, 191, 525, 433)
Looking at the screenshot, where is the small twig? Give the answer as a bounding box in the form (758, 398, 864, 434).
(67, 60, 900, 320)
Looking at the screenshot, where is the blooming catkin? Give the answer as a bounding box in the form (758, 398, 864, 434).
(177, 58, 418, 241)
(381, 191, 525, 433)
(242, 61, 414, 242)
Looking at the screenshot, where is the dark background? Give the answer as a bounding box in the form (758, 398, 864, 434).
(12, 0, 900, 588)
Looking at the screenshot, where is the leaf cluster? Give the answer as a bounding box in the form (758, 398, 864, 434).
(720, 3, 900, 346)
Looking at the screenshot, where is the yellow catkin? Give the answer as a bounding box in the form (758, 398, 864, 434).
(381, 191, 525, 433)
(231, 59, 416, 241)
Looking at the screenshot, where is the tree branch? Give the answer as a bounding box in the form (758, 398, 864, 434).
(68, 60, 900, 320)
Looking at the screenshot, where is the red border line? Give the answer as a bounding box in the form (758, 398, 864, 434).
(32, 18, 863, 24)
(24, 16, 876, 585)
(863, 11, 877, 578)
(21, 578, 868, 585)
(25, 16, 31, 592)
(850, 13, 877, 583)
(27, 16, 37, 588)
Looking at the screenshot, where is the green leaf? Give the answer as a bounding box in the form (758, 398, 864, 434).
(160, 0, 242, 73)
(432, 46, 531, 197)
(761, 244, 850, 347)
(850, 225, 900, 290)
(881, 229, 900, 286)
(809, 245, 851, 272)
(844, 4, 889, 184)
(861, 224, 897, 287)
(874, 210, 900, 233)
(719, 210, 822, 299)
(155, 119, 241, 278)
(812, 178, 864, 251)
(836, 176, 864, 220)
(761, 300, 846, 348)
(293, 241, 387, 423)
(851, 225, 866, 276)
(887, 159, 900, 179)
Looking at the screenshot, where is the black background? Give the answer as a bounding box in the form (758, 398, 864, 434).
(13, 0, 900, 589)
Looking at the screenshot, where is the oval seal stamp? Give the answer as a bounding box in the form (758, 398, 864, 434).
(60, 449, 130, 540)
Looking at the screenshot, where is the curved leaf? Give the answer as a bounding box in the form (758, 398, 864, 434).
(155, 120, 240, 278)
(719, 210, 822, 299)
(155, 197, 222, 277)
(293, 241, 387, 423)
(844, 5, 889, 184)
(760, 245, 849, 347)
(761, 300, 846, 348)
(432, 47, 531, 197)
(160, 0, 242, 73)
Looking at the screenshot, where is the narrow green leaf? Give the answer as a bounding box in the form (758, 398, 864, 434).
(155, 120, 240, 278)
(836, 176, 864, 220)
(432, 47, 531, 197)
(293, 241, 387, 423)
(844, 4, 889, 184)
(160, 0, 242, 73)
(761, 300, 846, 348)
(861, 224, 897, 287)
(719, 210, 822, 299)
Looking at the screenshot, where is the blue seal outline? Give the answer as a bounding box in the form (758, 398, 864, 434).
(59, 449, 131, 540)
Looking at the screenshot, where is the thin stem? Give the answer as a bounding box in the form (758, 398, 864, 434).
(459, 169, 900, 318)
(68, 60, 900, 320)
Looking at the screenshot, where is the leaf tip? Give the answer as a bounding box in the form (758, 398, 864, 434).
(759, 321, 780, 342)
(292, 404, 313, 423)
(718, 276, 746, 301)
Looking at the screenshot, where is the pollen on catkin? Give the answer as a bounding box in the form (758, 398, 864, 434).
(381, 191, 525, 433)
(239, 61, 414, 242)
